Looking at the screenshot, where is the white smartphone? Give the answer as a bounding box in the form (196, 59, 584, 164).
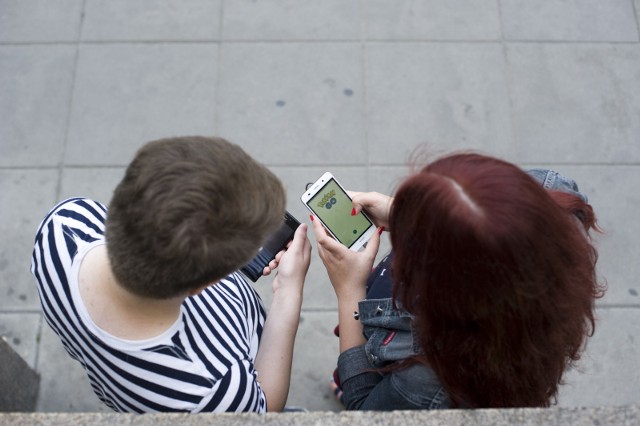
(301, 172, 376, 251)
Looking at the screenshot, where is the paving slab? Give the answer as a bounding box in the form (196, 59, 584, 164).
(217, 43, 365, 166)
(0, 45, 76, 167)
(369, 164, 429, 197)
(506, 43, 640, 164)
(3, 405, 640, 425)
(531, 164, 640, 306)
(0, 169, 58, 311)
(65, 43, 218, 166)
(0, 312, 41, 369)
(365, 43, 515, 165)
(558, 307, 640, 406)
(501, 0, 639, 41)
(0, 0, 83, 43)
(286, 311, 344, 412)
(59, 167, 125, 205)
(0, 337, 39, 412)
(363, 0, 501, 40)
(223, 0, 359, 41)
(81, 0, 222, 41)
(35, 323, 110, 412)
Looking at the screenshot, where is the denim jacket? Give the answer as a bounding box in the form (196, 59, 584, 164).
(359, 298, 420, 367)
(337, 297, 451, 410)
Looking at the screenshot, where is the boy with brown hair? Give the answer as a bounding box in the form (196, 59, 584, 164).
(32, 136, 310, 412)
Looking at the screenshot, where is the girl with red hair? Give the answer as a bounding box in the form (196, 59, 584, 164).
(311, 152, 603, 410)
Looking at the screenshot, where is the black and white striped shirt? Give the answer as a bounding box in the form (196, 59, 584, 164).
(31, 198, 267, 412)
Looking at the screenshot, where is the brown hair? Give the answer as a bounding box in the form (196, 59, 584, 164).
(390, 153, 604, 407)
(106, 136, 285, 299)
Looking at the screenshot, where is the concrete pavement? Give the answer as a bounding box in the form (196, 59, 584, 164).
(1, 0, 639, 412)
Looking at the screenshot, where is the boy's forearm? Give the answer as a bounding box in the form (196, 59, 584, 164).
(254, 284, 303, 411)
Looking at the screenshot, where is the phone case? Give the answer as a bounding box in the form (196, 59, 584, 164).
(240, 211, 300, 282)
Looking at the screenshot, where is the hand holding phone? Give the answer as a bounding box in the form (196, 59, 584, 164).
(301, 172, 376, 251)
(349, 191, 393, 230)
(241, 211, 301, 282)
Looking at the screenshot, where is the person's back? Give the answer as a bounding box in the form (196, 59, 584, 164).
(390, 153, 604, 407)
(312, 152, 604, 410)
(32, 136, 311, 412)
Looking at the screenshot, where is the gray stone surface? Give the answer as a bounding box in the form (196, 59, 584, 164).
(501, 0, 639, 41)
(82, 0, 222, 41)
(59, 167, 126, 205)
(558, 307, 640, 407)
(0, 46, 76, 167)
(1, 405, 640, 425)
(0, 0, 638, 415)
(0, 169, 58, 311)
(365, 43, 516, 165)
(0, 0, 83, 42)
(286, 312, 343, 412)
(0, 313, 41, 369)
(65, 43, 218, 166)
(363, 0, 502, 40)
(507, 44, 640, 164)
(0, 338, 39, 412)
(217, 43, 365, 166)
(536, 165, 640, 306)
(223, 0, 360, 41)
(35, 324, 109, 412)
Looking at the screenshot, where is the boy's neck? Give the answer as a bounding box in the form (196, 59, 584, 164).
(79, 245, 184, 340)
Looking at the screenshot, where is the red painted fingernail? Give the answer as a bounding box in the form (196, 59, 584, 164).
(378, 227, 384, 235)
(351, 208, 356, 216)
(310, 215, 314, 221)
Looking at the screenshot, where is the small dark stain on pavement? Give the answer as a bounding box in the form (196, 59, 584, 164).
(343, 88, 354, 97)
(276, 100, 286, 107)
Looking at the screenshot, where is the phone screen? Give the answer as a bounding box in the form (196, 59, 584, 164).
(306, 178, 373, 248)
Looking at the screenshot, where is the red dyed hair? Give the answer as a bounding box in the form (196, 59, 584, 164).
(390, 153, 603, 408)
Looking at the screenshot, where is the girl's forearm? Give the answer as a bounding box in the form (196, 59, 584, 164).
(336, 287, 367, 353)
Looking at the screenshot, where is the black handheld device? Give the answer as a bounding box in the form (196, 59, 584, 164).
(240, 211, 301, 282)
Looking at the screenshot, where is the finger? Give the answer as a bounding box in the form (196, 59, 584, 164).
(300, 228, 312, 253)
(268, 258, 279, 270)
(301, 233, 312, 264)
(288, 223, 308, 253)
(350, 192, 370, 216)
(310, 215, 344, 254)
(309, 217, 335, 263)
(363, 227, 383, 258)
(309, 215, 329, 242)
(274, 248, 286, 263)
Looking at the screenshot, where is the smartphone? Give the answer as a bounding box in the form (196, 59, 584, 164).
(240, 211, 300, 282)
(301, 172, 376, 251)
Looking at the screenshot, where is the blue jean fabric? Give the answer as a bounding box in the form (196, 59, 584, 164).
(526, 168, 588, 202)
(337, 298, 451, 410)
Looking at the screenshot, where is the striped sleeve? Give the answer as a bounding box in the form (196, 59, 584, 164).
(32, 198, 107, 356)
(185, 274, 267, 412)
